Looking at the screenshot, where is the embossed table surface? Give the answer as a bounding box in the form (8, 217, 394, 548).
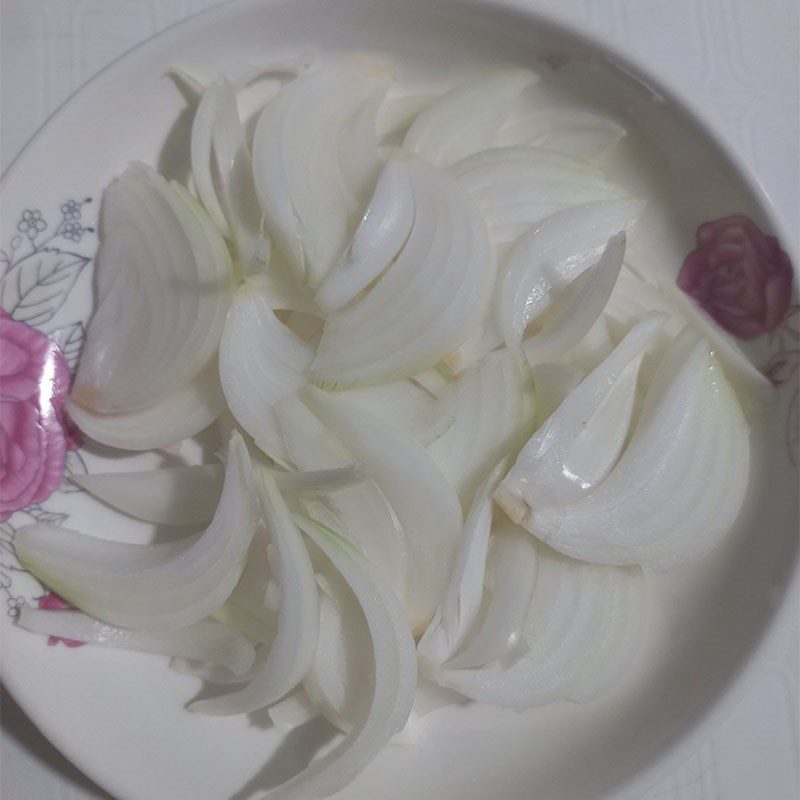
(1, 1, 797, 799)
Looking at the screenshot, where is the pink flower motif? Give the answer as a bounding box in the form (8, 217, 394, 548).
(0, 310, 82, 521)
(677, 215, 794, 340)
(36, 592, 85, 647)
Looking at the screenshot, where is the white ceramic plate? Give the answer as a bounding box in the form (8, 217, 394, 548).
(1, 2, 797, 799)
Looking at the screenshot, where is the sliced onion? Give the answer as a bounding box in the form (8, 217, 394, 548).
(303, 568, 372, 733)
(497, 198, 644, 352)
(190, 471, 319, 715)
(497, 105, 626, 160)
(301, 386, 462, 632)
(437, 550, 644, 708)
(417, 462, 505, 671)
(428, 349, 534, 507)
(523, 233, 626, 365)
(15, 433, 257, 630)
(376, 92, 437, 140)
(446, 518, 538, 669)
(66, 358, 225, 451)
(18, 609, 255, 676)
(72, 463, 364, 527)
(337, 379, 450, 446)
(268, 687, 320, 729)
(276, 399, 408, 601)
(252, 65, 387, 286)
(450, 146, 626, 246)
(315, 159, 415, 313)
(404, 69, 538, 167)
(312, 159, 494, 387)
(509, 335, 751, 569)
(219, 278, 315, 466)
(264, 515, 415, 800)
(495, 315, 663, 517)
(72, 163, 232, 413)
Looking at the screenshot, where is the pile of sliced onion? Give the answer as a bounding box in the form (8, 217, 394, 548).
(16, 56, 763, 800)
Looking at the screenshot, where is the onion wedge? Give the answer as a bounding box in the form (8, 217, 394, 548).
(436, 550, 644, 708)
(66, 358, 225, 451)
(301, 386, 462, 632)
(219, 278, 315, 466)
(261, 515, 415, 800)
(14, 433, 257, 630)
(72, 163, 232, 413)
(404, 69, 538, 167)
(497, 199, 644, 352)
(18, 609, 255, 676)
(312, 160, 494, 386)
(190, 472, 318, 715)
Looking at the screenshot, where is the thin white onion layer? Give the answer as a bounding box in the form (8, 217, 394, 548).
(15, 433, 257, 630)
(190, 472, 319, 715)
(312, 159, 494, 386)
(446, 518, 538, 669)
(252, 65, 387, 286)
(256, 516, 416, 800)
(18, 609, 255, 676)
(517, 337, 751, 569)
(495, 315, 663, 518)
(219, 278, 315, 466)
(65, 358, 225, 452)
(497, 198, 644, 352)
(417, 461, 506, 672)
(404, 69, 538, 167)
(437, 549, 644, 708)
(73, 163, 232, 413)
(428, 349, 535, 508)
(301, 386, 462, 632)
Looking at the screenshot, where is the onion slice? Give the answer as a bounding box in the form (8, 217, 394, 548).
(252, 65, 387, 286)
(523, 233, 626, 366)
(495, 315, 663, 517)
(219, 278, 315, 466)
(65, 358, 225, 452)
(497, 199, 644, 352)
(72, 163, 232, 413)
(404, 69, 538, 167)
(261, 515, 415, 800)
(417, 462, 506, 671)
(315, 159, 415, 313)
(436, 550, 644, 708)
(428, 349, 534, 507)
(72, 463, 364, 526)
(312, 159, 494, 386)
(190, 471, 319, 715)
(14, 433, 257, 630)
(512, 336, 751, 569)
(446, 518, 538, 669)
(301, 386, 462, 632)
(18, 609, 255, 676)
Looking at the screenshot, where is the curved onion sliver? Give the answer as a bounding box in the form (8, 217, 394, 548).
(312, 160, 494, 386)
(497, 198, 644, 352)
(301, 386, 462, 632)
(17, 609, 255, 676)
(252, 65, 386, 286)
(437, 549, 644, 708)
(190, 472, 318, 715)
(404, 69, 538, 167)
(15, 433, 257, 630)
(73, 163, 232, 413)
(66, 359, 225, 451)
(219, 278, 315, 466)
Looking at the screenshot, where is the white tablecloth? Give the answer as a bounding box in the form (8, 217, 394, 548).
(1, 2, 797, 798)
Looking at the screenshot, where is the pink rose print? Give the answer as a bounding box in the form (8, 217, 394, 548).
(677, 215, 793, 340)
(37, 592, 85, 647)
(0, 310, 82, 521)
